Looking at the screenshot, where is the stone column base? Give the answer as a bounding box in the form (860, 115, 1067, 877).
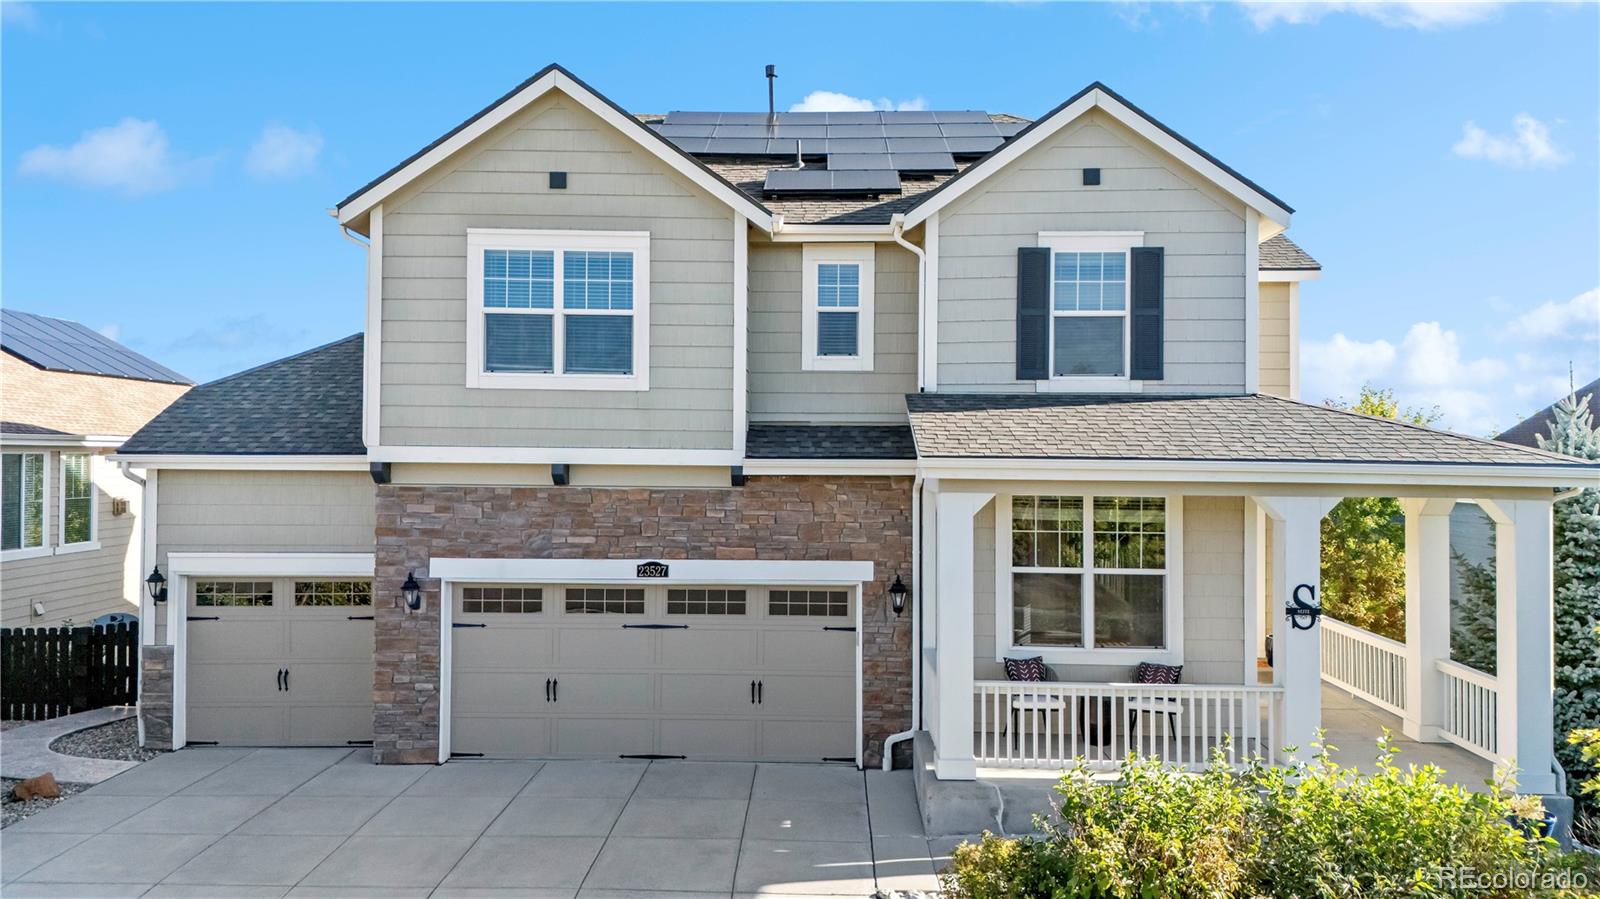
(139, 645, 175, 750)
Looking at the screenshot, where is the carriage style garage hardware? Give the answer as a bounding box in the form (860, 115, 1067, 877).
(635, 561, 669, 578)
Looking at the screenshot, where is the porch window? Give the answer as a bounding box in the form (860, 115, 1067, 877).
(1011, 495, 1168, 650)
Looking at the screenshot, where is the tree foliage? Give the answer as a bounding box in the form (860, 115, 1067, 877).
(1319, 386, 1440, 640)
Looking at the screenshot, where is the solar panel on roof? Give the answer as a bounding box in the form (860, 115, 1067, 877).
(0, 309, 190, 384)
(774, 111, 828, 123)
(765, 139, 800, 155)
(939, 123, 1002, 137)
(826, 111, 882, 124)
(885, 137, 948, 154)
(827, 154, 895, 171)
(824, 125, 885, 139)
(713, 124, 777, 138)
(704, 138, 772, 154)
(889, 152, 957, 172)
(663, 112, 721, 125)
(774, 124, 828, 138)
(825, 138, 889, 153)
(995, 121, 1028, 137)
(945, 136, 1004, 154)
(881, 111, 939, 124)
(718, 112, 771, 125)
(763, 169, 900, 193)
(669, 137, 711, 153)
(656, 124, 716, 137)
(883, 124, 943, 138)
(932, 111, 991, 124)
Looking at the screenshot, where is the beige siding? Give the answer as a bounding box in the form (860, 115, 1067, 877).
(1259, 282, 1293, 398)
(937, 109, 1249, 394)
(1, 449, 141, 628)
(748, 242, 919, 423)
(156, 470, 375, 564)
(972, 493, 1246, 685)
(379, 91, 735, 450)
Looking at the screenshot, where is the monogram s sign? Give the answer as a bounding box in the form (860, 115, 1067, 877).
(636, 561, 669, 579)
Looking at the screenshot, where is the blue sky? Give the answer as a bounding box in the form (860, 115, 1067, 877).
(4, 1, 1596, 436)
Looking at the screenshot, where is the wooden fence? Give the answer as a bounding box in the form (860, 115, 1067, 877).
(0, 622, 139, 721)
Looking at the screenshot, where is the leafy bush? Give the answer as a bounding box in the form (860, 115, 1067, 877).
(940, 738, 1597, 899)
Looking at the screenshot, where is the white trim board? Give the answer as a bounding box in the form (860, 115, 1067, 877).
(337, 66, 771, 232)
(368, 445, 738, 466)
(108, 455, 369, 471)
(163, 552, 376, 750)
(362, 205, 383, 448)
(916, 458, 1594, 489)
(740, 459, 917, 477)
(903, 86, 1291, 231)
(1259, 269, 1321, 283)
(429, 557, 874, 586)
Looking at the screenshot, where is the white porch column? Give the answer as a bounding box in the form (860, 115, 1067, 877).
(1480, 498, 1558, 794)
(1256, 496, 1336, 761)
(1401, 498, 1455, 741)
(931, 487, 993, 781)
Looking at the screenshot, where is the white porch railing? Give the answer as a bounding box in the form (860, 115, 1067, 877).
(1437, 659, 1499, 762)
(973, 681, 1284, 771)
(1320, 617, 1408, 717)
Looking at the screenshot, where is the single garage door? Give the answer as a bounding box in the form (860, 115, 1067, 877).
(451, 584, 857, 762)
(186, 577, 374, 746)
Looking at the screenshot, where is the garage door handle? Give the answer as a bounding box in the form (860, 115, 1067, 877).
(284, 668, 289, 692)
(347, 615, 374, 621)
(758, 680, 763, 704)
(751, 680, 756, 704)
(621, 624, 689, 629)
(188, 616, 221, 621)
(552, 679, 557, 702)
(545, 678, 552, 703)
(453, 622, 487, 628)
(822, 626, 856, 632)
(277, 669, 285, 692)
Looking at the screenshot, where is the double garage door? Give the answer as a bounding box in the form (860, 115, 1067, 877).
(450, 583, 858, 763)
(186, 578, 375, 746)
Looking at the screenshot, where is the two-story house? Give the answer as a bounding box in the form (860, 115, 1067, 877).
(118, 67, 1592, 802)
(2, 309, 191, 628)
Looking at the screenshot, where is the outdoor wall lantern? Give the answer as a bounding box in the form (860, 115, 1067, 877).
(1285, 583, 1321, 631)
(400, 571, 424, 613)
(888, 575, 910, 617)
(145, 566, 169, 604)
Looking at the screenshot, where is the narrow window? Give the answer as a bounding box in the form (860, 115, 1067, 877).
(60, 453, 93, 546)
(1, 452, 45, 552)
(461, 586, 542, 614)
(294, 580, 374, 607)
(802, 244, 875, 372)
(196, 581, 275, 607)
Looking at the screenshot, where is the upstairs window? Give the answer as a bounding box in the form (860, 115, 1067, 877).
(802, 244, 875, 372)
(1, 451, 45, 554)
(1052, 251, 1127, 377)
(60, 453, 94, 547)
(468, 230, 650, 391)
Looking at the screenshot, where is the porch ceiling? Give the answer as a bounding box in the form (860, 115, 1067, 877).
(905, 393, 1594, 473)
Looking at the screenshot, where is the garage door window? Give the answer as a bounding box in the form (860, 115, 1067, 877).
(196, 581, 274, 607)
(294, 581, 373, 607)
(565, 587, 645, 615)
(667, 588, 747, 615)
(463, 586, 543, 614)
(768, 589, 849, 617)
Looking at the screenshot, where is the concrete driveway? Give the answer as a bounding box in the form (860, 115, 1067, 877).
(1, 748, 943, 897)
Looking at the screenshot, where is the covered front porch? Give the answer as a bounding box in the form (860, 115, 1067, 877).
(904, 394, 1588, 802)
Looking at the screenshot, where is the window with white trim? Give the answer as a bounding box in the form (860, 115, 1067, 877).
(802, 243, 874, 372)
(467, 229, 650, 390)
(1, 452, 46, 553)
(1009, 495, 1168, 651)
(60, 453, 93, 547)
(1039, 232, 1142, 382)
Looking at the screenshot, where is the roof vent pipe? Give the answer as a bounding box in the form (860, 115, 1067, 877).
(765, 64, 777, 121)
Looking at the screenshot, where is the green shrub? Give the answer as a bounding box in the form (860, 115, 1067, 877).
(940, 737, 1596, 899)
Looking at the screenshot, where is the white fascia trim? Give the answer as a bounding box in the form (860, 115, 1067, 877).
(769, 224, 894, 243)
(1259, 269, 1321, 283)
(363, 205, 383, 447)
(741, 458, 917, 476)
(368, 445, 738, 466)
(924, 212, 940, 391)
(1, 434, 128, 449)
(903, 88, 1292, 230)
(916, 457, 1597, 489)
(430, 556, 874, 586)
(337, 69, 772, 231)
(166, 552, 377, 578)
(1244, 209, 1261, 395)
(107, 455, 369, 471)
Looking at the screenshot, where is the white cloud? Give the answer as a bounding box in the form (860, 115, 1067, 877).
(1242, 1, 1501, 30)
(789, 91, 928, 113)
(97, 323, 122, 342)
(1303, 322, 1510, 433)
(245, 123, 323, 179)
(1302, 332, 1398, 403)
(1452, 114, 1570, 169)
(19, 118, 185, 194)
(1, 1, 39, 29)
(1508, 288, 1600, 342)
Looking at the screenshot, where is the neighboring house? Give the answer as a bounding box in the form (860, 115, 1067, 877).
(1496, 377, 1599, 448)
(117, 66, 1593, 799)
(1, 309, 191, 628)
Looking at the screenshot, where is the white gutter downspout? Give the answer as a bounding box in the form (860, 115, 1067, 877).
(880, 472, 924, 769)
(118, 460, 149, 745)
(890, 214, 927, 392)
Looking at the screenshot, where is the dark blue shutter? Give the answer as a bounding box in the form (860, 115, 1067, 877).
(1129, 246, 1164, 380)
(1015, 247, 1051, 380)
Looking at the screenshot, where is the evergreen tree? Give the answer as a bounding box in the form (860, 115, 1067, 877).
(1449, 543, 1498, 675)
(1535, 392, 1600, 825)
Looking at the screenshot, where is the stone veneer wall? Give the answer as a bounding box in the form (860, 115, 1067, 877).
(373, 476, 914, 765)
(139, 645, 175, 750)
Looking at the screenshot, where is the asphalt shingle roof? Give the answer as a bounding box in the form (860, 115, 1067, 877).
(120, 335, 364, 456)
(1260, 234, 1320, 270)
(746, 425, 916, 460)
(904, 393, 1593, 467)
(1495, 378, 1600, 449)
(2, 309, 191, 385)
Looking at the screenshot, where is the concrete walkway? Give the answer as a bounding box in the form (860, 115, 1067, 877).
(1, 707, 140, 783)
(2, 749, 944, 897)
